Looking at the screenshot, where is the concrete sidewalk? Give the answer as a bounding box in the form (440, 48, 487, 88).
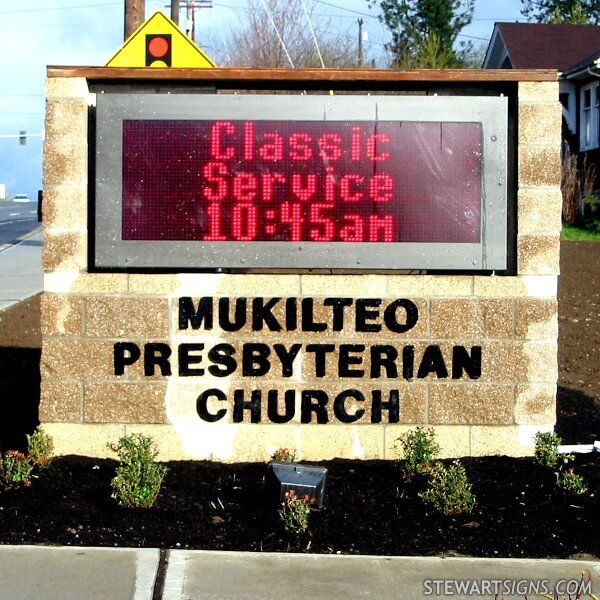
(0, 546, 598, 600)
(0, 229, 43, 310)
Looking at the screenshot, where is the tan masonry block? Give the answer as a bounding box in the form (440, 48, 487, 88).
(166, 381, 235, 424)
(470, 426, 537, 456)
(43, 230, 87, 273)
(44, 272, 127, 294)
(514, 384, 556, 425)
(175, 296, 304, 338)
(41, 293, 83, 336)
(515, 298, 558, 340)
(43, 139, 87, 188)
(518, 234, 560, 275)
(518, 81, 558, 103)
(43, 423, 125, 458)
(387, 275, 473, 297)
(300, 340, 434, 383)
(233, 425, 305, 462)
(39, 381, 82, 422)
(42, 185, 87, 229)
(126, 422, 303, 462)
(128, 275, 179, 295)
(84, 382, 168, 424)
(519, 103, 562, 146)
(301, 275, 387, 296)
(124, 424, 192, 461)
(300, 425, 384, 460)
(173, 273, 301, 297)
(473, 275, 557, 298)
(85, 297, 169, 338)
(292, 297, 428, 341)
(0, 293, 41, 348)
(519, 81, 558, 102)
(428, 383, 513, 425)
(430, 299, 513, 339)
(174, 296, 427, 340)
(518, 188, 562, 234)
(45, 77, 90, 99)
(383, 425, 470, 459)
(41, 338, 144, 381)
(45, 98, 87, 145)
(482, 341, 558, 384)
(218, 274, 301, 296)
(518, 145, 561, 187)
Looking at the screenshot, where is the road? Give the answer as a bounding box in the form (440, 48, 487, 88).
(0, 202, 40, 248)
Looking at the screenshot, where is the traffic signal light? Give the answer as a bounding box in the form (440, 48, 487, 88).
(19, 130, 26, 145)
(145, 34, 172, 67)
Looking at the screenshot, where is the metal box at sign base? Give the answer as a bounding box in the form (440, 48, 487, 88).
(270, 462, 328, 508)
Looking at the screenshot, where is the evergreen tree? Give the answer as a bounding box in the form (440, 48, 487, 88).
(369, 0, 475, 68)
(521, 0, 600, 25)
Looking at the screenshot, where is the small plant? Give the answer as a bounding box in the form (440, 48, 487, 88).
(395, 427, 440, 478)
(108, 434, 167, 509)
(0, 451, 34, 487)
(271, 447, 297, 462)
(557, 469, 588, 496)
(26, 426, 54, 467)
(534, 431, 561, 469)
(278, 489, 315, 533)
(418, 460, 475, 516)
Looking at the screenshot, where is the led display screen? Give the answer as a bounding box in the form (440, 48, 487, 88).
(94, 93, 507, 270)
(122, 120, 481, 244)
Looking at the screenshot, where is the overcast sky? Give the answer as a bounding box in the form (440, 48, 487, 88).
(0, 0, 524, 200)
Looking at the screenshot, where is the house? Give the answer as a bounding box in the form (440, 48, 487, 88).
(484, 22, 600, 162)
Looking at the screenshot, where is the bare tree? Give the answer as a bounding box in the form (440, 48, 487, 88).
(221, 0, 358, 68)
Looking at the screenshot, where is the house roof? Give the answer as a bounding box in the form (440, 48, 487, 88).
(495, 22, 600, 72)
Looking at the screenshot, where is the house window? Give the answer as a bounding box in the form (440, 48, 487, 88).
(580, 82, 600, 150)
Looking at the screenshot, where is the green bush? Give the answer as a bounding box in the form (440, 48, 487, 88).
(278, 489, 315, 533)
(557, 469, 588, 495)
(395, 427, 440, 478)
(108, 434, 167, 508)
(418, 460, 475, 516)
(0, 451, 34, 487)
(26, 426, 54, 467)
(533, 431, 561, 469)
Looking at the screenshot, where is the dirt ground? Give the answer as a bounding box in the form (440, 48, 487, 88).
(557, 241, 600, 443)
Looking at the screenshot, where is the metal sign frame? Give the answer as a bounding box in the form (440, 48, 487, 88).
(94, 92, 508, 271)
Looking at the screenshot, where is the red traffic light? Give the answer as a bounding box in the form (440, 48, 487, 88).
(145, 34, 172, 67)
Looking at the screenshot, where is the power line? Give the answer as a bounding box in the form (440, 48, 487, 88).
(0, 2, 120, 14)
(315, 0, 374, 18)
(301, 0, 326, 67)
(257, 0, 295, 67)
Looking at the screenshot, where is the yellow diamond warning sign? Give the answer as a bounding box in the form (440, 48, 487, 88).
(106, 11, 216, 68)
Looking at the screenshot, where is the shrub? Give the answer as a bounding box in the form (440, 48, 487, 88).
(396, 427, 440, 478)
(278, 489, 315, 533)
(26, 426, 54, 467)
(561, 142, 580, 225)
(557, 469, 588, 496)
(534, 431, 561, 469)
(418, 460, 475, 516)
(0, 451, 34, 487)
(108, 434, 167, 508)
(271, 447, 297, 462)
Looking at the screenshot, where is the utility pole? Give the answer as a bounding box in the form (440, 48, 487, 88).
(182, 1, 213, 42)
(124, 0, 145, 39)
(171, 0, 179, 25)
(357, 18, 364, 67)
